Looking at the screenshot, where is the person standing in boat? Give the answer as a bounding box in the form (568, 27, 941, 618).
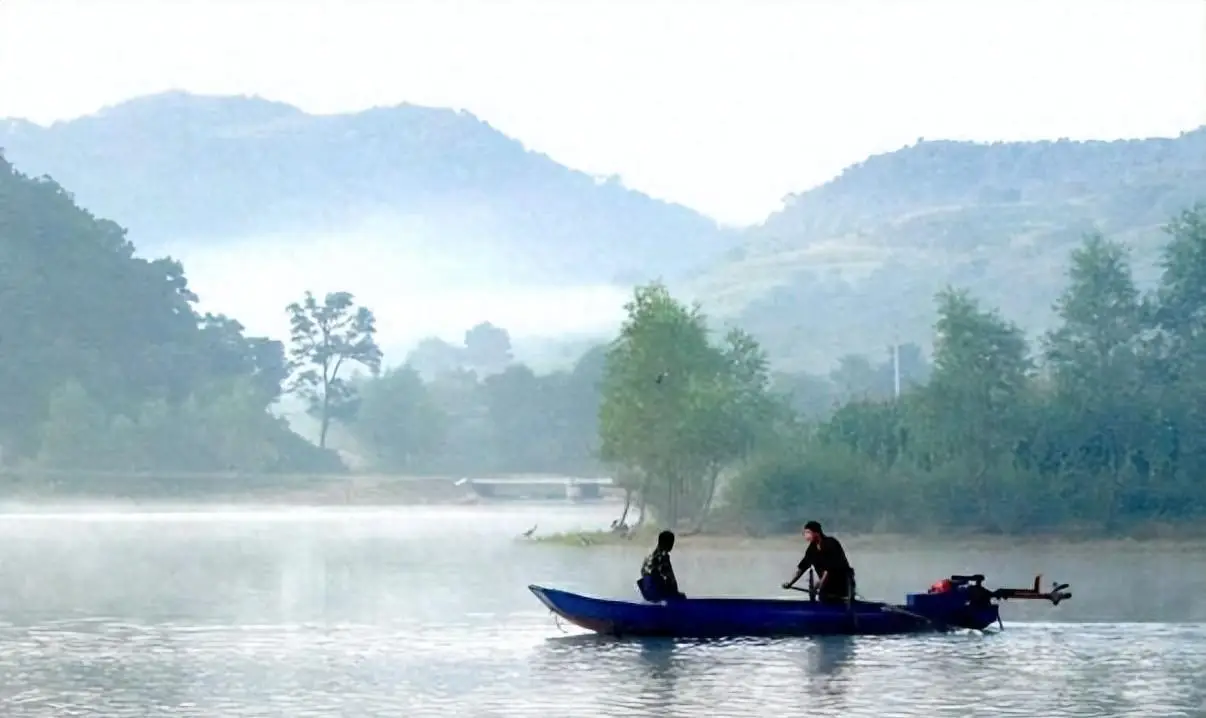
(782, 520, 855, 604)
(637, 530, 687, 602)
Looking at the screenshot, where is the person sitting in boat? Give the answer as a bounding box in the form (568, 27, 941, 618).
(782, 520, 855, 604)
(637, 530, 687, 602)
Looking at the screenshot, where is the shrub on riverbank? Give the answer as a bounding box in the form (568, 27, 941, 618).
(530, 527, 654, 546)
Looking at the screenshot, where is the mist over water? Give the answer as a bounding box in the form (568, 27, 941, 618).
(165, 216, 630, 354)
(0, 504, 1204, 716)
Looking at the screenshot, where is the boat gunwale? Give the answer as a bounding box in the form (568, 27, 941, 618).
(528, 584, 893, 610)
(527, 584, 1000, 635)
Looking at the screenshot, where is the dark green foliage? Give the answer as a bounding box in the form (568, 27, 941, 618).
(0, 154, 341, 474)
(349, 365, 444, 472)
(723, 440, 887, 534)
(772, 342, 931, 420)
(344, 340, 605, 477)
(728, 206, 1206, 533)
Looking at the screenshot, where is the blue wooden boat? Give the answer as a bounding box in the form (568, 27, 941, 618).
(529, 574, 1071, 638)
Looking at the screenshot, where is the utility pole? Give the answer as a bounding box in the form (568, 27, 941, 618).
(890, 340, 901, 399)
(892, 342, 902, 398)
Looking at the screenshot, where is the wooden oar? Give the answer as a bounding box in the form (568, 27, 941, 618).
(784, 568, 818, 601)
(787, 585, 817, 600)
(786, 570, 861, 601)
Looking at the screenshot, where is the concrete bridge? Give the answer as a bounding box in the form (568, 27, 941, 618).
(455, 476, 614, 502)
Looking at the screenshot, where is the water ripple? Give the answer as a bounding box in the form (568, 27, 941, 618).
(0, 619, 1200, 716)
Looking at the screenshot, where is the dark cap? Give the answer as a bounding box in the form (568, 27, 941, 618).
(803, 521, 823, 534)
(657, 530, 676, 549)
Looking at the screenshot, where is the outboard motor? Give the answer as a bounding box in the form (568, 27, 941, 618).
(903, 574, 1072, 630)
(907, 575, 984, 617)
(928, 578, 953, 594)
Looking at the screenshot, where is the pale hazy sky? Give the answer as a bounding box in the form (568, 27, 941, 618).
(2, 0, 1204, 226)
(2, 0, 1204, 353)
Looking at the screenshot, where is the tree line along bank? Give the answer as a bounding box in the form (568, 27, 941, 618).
(3, 153, 1206, 534)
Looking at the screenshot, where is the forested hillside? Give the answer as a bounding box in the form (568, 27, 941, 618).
(0, 154, 340, 476)
(6, 93, 1205, 376)
(690, 129, 1206, 370)
(0, 92, 733, 285)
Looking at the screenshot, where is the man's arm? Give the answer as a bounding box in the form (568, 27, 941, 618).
(656, 554, 680, 592)
(830, 539, 852, 572)
(783, 553, 813, 589)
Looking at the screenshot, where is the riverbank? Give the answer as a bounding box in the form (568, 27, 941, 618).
(0, 470, 633, 506)
(531, 522, 1206, 550)
(0, 471, 463, 505)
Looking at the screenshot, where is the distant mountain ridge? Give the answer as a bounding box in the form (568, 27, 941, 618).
(0, 91, 734, 285)
(687, 128, 1206, 368)
(5, 92, 1204, 372)
(765, 131, 1206, 240)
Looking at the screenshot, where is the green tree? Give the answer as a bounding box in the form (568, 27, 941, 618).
(352, 366, 445, 471)
(344, 339, 608, 477)
(481, 365, 557, 472)
(285, 291, 383, 449)
(560, 344, 607, 469)
(405, 337, 465, 380)
(1149, 205, 1206, 513)
(1045, 235, 1144, 388)
(724, 435, 882, 534)
(679, 328, 778, 530)
(1040, 234, 1148, 524)
(463, 322, 513, 375)
(599, 283, 773, 526)
(474, 354, 604, 475)
(772, 370, 838, 419)
(179, 378, 288, 472)
(599, 284, 714, 525)
(912, 288, 1034, 526)
(195, 314, 289, 403)
(423, 368, 492, 474)
(830, 354, 879, 399)
(1, 155, 336, 479)
(36, 381, 115, 470)
(1154, 205, 1206, 352)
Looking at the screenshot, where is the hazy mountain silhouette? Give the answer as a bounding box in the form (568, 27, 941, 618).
(688, 128, 1206, 368)
(5, 93, 1205, 370)
(1, 91, 735, 287)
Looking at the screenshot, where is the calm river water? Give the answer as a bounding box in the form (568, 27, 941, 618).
(0, 504, 1203, 717)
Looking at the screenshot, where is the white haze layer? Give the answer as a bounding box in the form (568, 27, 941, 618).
(166, 214, 631, 364)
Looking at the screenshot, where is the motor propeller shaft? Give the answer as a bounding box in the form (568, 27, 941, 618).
(990, 574, 1072, 605)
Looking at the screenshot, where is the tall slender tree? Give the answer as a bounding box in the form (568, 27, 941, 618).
(285, 291, 382, 448)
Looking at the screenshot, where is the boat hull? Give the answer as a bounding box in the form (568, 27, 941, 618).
(528, 585, 999, 638)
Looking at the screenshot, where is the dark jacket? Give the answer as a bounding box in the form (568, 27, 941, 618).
(638, 548, 682, 601)
(797, 535, 854, 595)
